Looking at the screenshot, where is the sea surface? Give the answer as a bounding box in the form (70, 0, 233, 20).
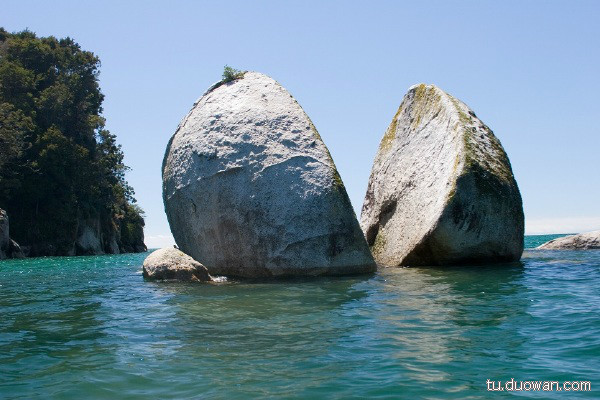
(0, 234, 598, 399)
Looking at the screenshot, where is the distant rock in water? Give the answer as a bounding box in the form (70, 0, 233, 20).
(162, 71, 376, 278)
(537, 231, 600, 250)
(360, 84, 524, 266)
(143, 248, 212, 282)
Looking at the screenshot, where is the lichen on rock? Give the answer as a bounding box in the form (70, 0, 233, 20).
(360, 84, 524, 266)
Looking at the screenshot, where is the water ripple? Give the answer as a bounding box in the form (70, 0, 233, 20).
(0, 249, 598, 399)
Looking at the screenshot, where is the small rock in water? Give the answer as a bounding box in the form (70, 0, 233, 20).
(143, 248, 212, 282)
(360, 84, 524, 266)
(537, 231, 600, 250)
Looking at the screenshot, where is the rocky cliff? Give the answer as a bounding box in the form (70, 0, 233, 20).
(1, 212, 146, 258)
(0, 209, 23, 259)
(0, 209, 8, 259)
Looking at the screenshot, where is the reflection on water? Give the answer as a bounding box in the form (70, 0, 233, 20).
(0, 250, 599, 399)
(372, 265, 530, 394)
(150, 276, 372, 398)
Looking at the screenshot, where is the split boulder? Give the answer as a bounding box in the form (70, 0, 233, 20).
(360, 84, 524, 266)
(162, 72, 376, 277)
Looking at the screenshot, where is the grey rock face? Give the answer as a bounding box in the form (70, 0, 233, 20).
(361, 84, 524, 266)
(106, 233, 120, 255)
(75, 219, 104, 255)
(163, 72, 376, 277)
(0, 209, 8, 259)
(537, 231, 600, 250)
(8, 239, 24, 259)
(0, 209, 25, 259)
(143, 248, 212, 282)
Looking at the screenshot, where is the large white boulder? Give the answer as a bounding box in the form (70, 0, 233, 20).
(537, 231, 600, 250)
(361, 84, 524, 266)
(162, 72, 375, 277)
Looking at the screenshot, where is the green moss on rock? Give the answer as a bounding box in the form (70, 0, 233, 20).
(411, 84, 443, 130)
(448, 95, 515, 184)
(372, 229, 386, 255)
(379, 104, 403, 152)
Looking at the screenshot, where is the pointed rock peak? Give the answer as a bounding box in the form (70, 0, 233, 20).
(407, 83, 444, 95)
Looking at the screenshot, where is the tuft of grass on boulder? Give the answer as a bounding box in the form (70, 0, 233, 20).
(222, 65, 245, 82)
(208, 66, 246, 93)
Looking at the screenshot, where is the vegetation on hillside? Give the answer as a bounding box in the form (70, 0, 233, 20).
(0, 28, 145, 255)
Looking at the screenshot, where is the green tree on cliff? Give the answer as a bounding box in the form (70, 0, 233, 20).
(0, 28, 145, 255)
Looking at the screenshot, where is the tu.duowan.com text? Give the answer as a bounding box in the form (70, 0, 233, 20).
(486, 379, 590, 392)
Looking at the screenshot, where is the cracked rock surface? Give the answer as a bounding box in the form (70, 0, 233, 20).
(163, 72, 375, 277)
(360, 84, 524, 266)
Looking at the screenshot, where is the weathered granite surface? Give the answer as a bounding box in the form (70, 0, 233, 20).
(163, 72, 376, 277)
(361, 84, 524, 266)
(143, 248, 212, 282)
(537, 231, 600, 250)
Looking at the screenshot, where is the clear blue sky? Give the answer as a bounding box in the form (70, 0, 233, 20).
(3, 1, 599, 247)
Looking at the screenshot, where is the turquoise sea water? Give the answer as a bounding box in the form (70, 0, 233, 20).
(0, 235, 598, 399)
